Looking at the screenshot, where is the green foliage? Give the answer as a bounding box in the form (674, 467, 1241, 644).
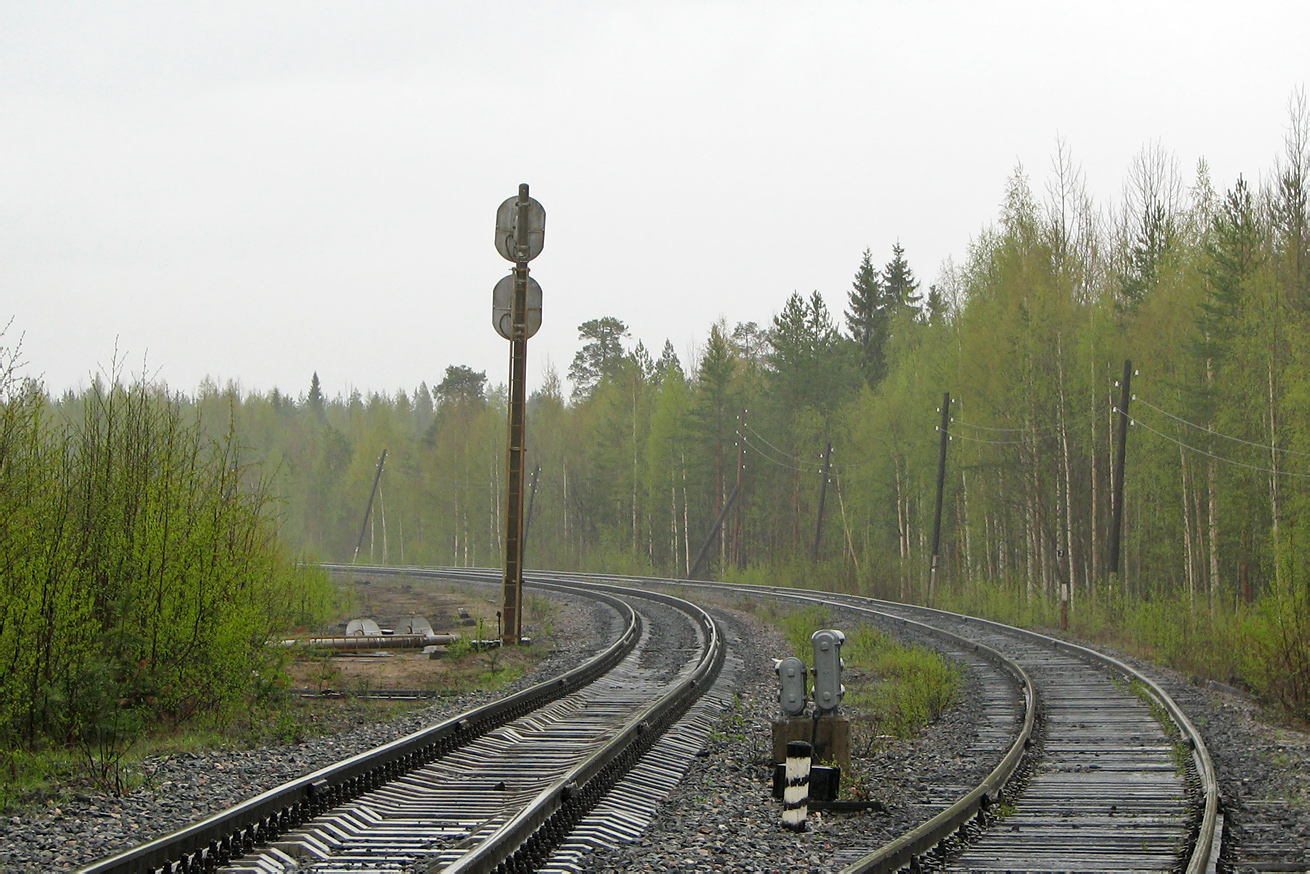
(849, 638, 960, 739)
(10, 99, 1309, 725)
(569, 317, 630, 402)
(779, 606, 831, 658)
(0, 359, 334, 792)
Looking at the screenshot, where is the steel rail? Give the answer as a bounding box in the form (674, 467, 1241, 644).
(77, 577, 641, 874)
(316, 566, 730, 871)
(548, 573, 1036, 874)
(910, 601, 1221, 874)
(617, 575, 1219, 873)
(437, 580, 725, 873)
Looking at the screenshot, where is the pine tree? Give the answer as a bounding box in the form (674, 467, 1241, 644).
(435, 365, 487, 406)
(414, 382, 434, 436)
(569, 317, 629, 401)
(654, 340, 684, 383)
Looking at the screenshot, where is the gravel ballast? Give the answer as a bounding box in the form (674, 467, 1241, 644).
(0, 594, 611, 872)
(2, 590, 1307, 872)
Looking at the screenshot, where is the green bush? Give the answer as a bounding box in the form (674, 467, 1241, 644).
(0, 364, 335, 791)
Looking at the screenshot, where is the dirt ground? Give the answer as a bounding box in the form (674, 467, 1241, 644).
(283, 571, 540, 693)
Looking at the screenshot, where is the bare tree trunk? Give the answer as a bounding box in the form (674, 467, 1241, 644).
(961, 469, 973, 582)
(895, 461, 908, 600)
(1180, 443, 1196, 609)
(681, 453, 691, 577)
(670, 472, 678, 571)
(1204, 357, 1220, 613)
(1089, 369, 1102, 594)
(1057, 335, 1077, 599)
(1268, 360, 1282, 590)
(1208, 455, 1220, 613)
(1025, 441, 1039, 602)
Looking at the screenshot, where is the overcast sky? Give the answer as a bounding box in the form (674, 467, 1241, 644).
(4, 2, 1307, 401)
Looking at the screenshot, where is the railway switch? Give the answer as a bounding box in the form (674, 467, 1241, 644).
(775, 656, 809, 717)
(811, 629, 846, 713)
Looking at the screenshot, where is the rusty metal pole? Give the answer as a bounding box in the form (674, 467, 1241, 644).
(501, 185, 532, 645)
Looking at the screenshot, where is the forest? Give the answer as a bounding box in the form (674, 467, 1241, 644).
(5, 97, 1310, 731)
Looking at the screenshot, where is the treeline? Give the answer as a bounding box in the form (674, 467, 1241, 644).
(0, 347, 333, 783)
(46, 96, 1310, 717)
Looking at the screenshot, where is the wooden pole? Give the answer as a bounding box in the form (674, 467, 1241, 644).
(812, 442, 833, 562)
(929, 393, 950, 604)
(353, 448, 387, 564)
(1108, 360, 1132, 582)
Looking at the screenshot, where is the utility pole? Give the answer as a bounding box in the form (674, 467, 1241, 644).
(734, 409, 746, 567)
(352, 448, 387, 564)
(521, 462, 541, 568)
(1108, 359, 1132, 585)
(812, 441, 833, 562)
(929, 392, 950, 605)
(690, 482, 740, 580)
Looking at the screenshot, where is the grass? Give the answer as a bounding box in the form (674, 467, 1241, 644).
(937, 579, 1310, 725)
(842, 627, 961, 740)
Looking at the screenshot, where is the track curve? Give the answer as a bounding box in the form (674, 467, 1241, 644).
(575, 575, 1219, 873)
(78, 570, 723, 874)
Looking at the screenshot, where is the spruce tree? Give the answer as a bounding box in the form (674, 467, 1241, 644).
(846, 249, 888, 387)
(883, 241, 922, 309)
(307, 372, 325, 417)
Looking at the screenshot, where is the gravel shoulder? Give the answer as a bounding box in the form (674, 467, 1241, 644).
(587, 606, 1310, 872)
(4, 586, 1306, 873)
(0, 591, 608, 872)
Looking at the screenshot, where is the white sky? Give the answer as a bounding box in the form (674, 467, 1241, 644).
(3, 2, 1307, 401)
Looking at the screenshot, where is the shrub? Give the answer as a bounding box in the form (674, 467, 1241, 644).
(0, 366, 334, 791)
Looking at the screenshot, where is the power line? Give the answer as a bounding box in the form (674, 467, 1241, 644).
(1129, 413, 1310, 479)
(940, 427, 1027, 447)
(1135, 396, 1310, 459)
(740, 433, 823, 473)
(950, 411, 1094, 434)
(743, 422, 813, 464)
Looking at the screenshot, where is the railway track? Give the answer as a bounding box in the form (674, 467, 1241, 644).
(78, 571, 724, 874)
(78, 568, 1220, 872)
(568, 574, 1220, 873)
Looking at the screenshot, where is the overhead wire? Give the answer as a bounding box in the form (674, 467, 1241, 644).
(940, 429, 1028, 447)
(743, 422, 813, 464)
(739, 431, 823, 473)
(1134, 396, 1310, 459)
(1126, 411, 1310, 479)
(950, 410, 1095, 434)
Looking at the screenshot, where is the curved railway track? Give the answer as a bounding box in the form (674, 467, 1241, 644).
(565, 574, 1220, 873)
(78, 568, 1220, 873)
(79, 571, 724, 874)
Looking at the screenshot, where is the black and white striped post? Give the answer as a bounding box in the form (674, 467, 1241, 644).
(782, 740, 811, 831)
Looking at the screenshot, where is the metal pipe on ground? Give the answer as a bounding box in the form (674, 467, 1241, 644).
(279, 634, 461, 650)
